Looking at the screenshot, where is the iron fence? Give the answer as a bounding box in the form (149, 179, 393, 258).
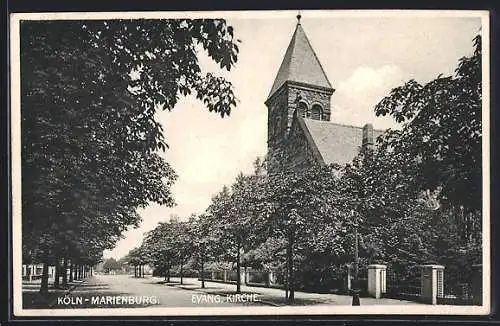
(383, 265, 421, 301)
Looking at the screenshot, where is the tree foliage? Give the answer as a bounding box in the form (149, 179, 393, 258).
(127, 34, 483, 302)
(21, 19, 240, 294)
(352, 34, 483, 280)
(374, 35, 482, 213)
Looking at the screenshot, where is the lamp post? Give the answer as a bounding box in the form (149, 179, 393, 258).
(200, 239, 206, 289)
(351, 209, 360, 306)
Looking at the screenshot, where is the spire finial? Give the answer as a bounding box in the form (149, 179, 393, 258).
(296, 11, 302, 25)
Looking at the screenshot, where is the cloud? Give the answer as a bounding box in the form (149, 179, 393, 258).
(338, 65, 404, 95)
(333, 65, 406, 130)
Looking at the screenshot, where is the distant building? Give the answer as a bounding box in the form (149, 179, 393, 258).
(266, 16, 384, 171)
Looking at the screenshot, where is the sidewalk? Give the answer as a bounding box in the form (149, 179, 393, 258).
(156, 277, 421, 306)
(22, 279, 82, 309)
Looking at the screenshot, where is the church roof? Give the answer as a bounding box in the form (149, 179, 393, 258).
(267, 22, 333, 100)
(299, 118, 384, 166)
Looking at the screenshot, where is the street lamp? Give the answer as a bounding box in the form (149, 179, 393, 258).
(351, 209, 360, 306)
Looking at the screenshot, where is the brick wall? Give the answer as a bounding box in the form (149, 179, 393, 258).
(266, 83, 333, 173)
(284, 120, 321, 171)
(287, 86, 332, 123)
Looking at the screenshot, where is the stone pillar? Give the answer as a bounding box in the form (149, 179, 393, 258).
(368, 264, 387, 299)
(223, 270, 227, 282)
(420, 265, 445, 305)
(240, 269, 246, 285)
(211, 271, 215, 280)
(268, 271, 276, 286)
(345, 265, 352, 292)
(472, 264, 482, 305)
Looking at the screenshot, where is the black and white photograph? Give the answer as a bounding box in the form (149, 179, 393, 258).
(10, 10, 490, 316)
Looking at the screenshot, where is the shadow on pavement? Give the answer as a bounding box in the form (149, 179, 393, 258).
(23, 282, 78, 309)
(49, 290, 158, 309)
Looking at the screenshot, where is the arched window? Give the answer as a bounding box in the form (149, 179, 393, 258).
(311, 104, 323, 120)
(297, 102, 308, 118)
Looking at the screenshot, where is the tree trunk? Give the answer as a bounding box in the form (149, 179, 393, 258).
(40, 261, 49, 295)
(287, 239, 294, 302)
(164, 268, 167, 281)
(62, 257, 68, 287)
(54, 258, 61, 288)
(354, 225, 359, 290)
(180, 262, 184, 285)
(285, 260, 289, 300)
(201, 249, 205, 289)
(142, 265, 145, 278)
(167, 265, 171, 282)
(69, 261, 74, 283)
(236, 242, 241, 294)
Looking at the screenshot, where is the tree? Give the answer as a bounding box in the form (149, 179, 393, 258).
(124, 247, 143, 278)
(142, 222, 176, 281)
(21, 19, 240, 295)
(103, 258, 123, 273)
(187, 213, 221, 289)
(169, 219, 193, 285)
(207, 158, 266, 293)
(340, 35, 483, 282)
(264, 163, 350, 302)
(374, 35, 482, 214)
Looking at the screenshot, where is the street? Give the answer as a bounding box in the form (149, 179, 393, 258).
(50, 274, 268, 308)
(30, 273, 422, 309)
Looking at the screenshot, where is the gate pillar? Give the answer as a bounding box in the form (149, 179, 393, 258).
(419, 265, 444, 304)
(268, 270, 276, 286)
(240, 269, 246, 285)
(472, 264, 482, 305)
(345, 264, 352, 292)
(368, 264, 387, 298)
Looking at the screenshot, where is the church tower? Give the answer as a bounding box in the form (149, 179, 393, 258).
(265, 14, 335, 168)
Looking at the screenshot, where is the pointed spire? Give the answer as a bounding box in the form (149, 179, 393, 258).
(267, 16, 333, 101)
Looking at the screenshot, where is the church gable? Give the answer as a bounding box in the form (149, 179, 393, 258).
(285, 115, 325, 169)
(297, 117, 385, 166)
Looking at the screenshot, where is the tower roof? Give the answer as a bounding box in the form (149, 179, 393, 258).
(267, 21, 333, 100)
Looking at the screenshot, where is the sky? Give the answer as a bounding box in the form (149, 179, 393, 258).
(103, 10, 483, 260)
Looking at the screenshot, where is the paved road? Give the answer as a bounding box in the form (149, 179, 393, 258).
(52, 274, 266, 308)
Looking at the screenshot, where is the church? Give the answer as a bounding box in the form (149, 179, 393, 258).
(266, 15, 384, 171)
